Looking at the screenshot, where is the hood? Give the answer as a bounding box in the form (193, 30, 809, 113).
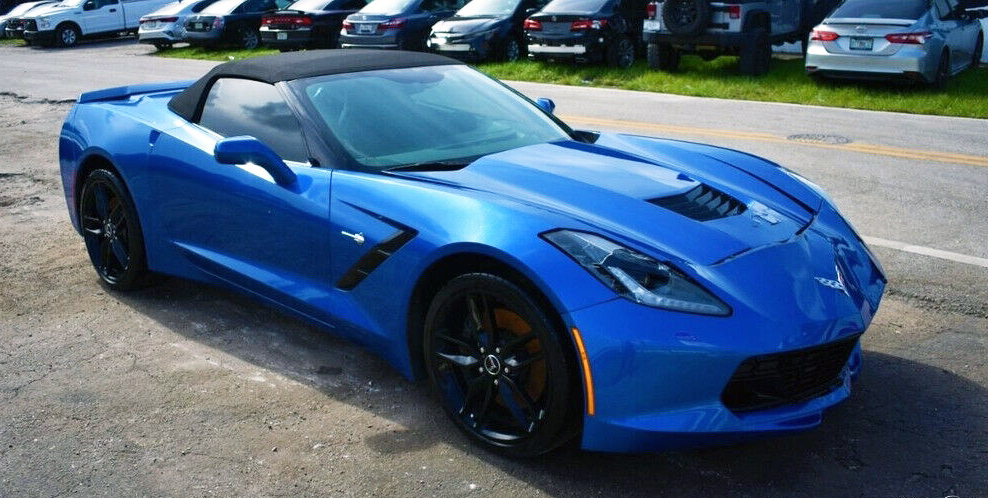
(431, 16, 503, 34)
(24, 2, 71, 17)
(400, 135, 822, 266)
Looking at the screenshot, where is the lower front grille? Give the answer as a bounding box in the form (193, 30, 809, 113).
(25, 20, 37, 31)
(721, 335, 859, 413)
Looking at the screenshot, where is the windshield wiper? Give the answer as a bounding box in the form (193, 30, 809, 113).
(385, 159, 474, 172)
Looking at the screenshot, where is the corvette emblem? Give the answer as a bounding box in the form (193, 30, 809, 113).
(816, 264, 849, 294)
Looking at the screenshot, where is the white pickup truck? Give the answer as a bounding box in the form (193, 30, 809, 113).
(23, 0, 172, 46)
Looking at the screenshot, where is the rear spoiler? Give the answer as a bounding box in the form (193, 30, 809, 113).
(823, 17, 917, 27)
(77, 80, 195, 104)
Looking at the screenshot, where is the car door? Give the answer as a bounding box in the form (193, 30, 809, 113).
(147, 77, 338, 326)
(80, 0, 124, 33)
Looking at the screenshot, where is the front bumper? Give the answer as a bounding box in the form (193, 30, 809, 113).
(805, 41, 937, 83)
(566, 204, 885, 453)
(23, 29, 55, 45)
(427, 33, 491, 60)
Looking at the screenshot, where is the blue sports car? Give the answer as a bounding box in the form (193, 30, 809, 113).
(58, 50, 886, 456)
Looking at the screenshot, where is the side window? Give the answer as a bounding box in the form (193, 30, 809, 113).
(340, 0, 365, 9)
(99, 0, 119, 7)
(420, 0, 445, 12)
(198, 78, 309, 163)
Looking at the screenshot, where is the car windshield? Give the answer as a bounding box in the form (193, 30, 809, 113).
(287, 0, 332, 9)
(455, 0, 519, 17)
(202, 0, 244, 14)
(830, 0, 930, 19)
(540, 0, 608, 14)
(359, 0, 415, 15)
(299, 65, 571, 169)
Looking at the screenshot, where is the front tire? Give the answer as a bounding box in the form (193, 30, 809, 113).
(79, 169, 150, 291)
(647, 42, 680, 71)
(931, 50, 949, 89)
(500, 36, 521, 62)
(424, 273, 577, 457)
(972, 34, 983, 70)
(55, 23, 80, 47)
(607, 35, 635, 68)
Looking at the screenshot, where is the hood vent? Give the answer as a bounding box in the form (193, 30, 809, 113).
(649, 184, 746, 222)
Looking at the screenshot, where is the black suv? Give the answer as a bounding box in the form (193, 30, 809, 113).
(643, 0, 840, 75)
(524, 0, 647, 68)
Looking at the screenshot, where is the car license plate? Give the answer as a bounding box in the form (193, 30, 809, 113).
(643, 19, 661, 31)
(431, 36, 446, 45)
(358, 24, 374, 34)
(439, 43, 469, 51)
(277, 32, 287, 40)
(144, 20, 157, 28)
(849, 37, 873, 50)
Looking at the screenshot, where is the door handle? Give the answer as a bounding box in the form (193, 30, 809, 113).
(109, 8, 117, 11)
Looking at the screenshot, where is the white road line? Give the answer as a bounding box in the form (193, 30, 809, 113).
(863, 236, 988, 269)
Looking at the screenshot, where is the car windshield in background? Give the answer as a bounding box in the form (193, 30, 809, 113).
(455, 0, 520, 17)
(300, 65, 570, 169)
(830, 0, 930, 19)
(201, 0, 244, 14)
(358, 0, 414, 15)
(540, 0, 609, 14)
(287, 0, 333, 10)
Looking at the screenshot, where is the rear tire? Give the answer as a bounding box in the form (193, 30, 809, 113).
(606, 35, 635, 68)
(973, 34, 983, 69)
(739, 27, 771, 76)
(79, 169, 150, 291)
(646, 42, 680, 71)
(424, 273, 577, 458)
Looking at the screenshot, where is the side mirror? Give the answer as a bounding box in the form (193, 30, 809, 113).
(83, 0, 96, 10)
(534, 97, 555, 114)
(214, 136, 297, 187)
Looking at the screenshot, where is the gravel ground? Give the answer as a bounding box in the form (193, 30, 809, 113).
(1, 48, 986, 497)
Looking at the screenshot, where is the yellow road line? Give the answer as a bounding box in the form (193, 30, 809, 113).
(560, 115, 988, 168)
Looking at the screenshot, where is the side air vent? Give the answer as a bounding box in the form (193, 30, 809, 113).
(648, 184, 746, 222)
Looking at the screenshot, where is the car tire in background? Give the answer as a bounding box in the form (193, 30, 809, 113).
(79, 169, 151, 291)
(973, 33, 983, 69)
(607, 35, 635, 68)
(423, 273, 579, 458)
(661, 0, 709, 37)
(647, 42, 680, 71)
(501, 36, 521, 62)
(739, 26, 771, 76)
(238, 27, 260, 49)
(55, 23, 80, 48)
(931, 50, 949, 89)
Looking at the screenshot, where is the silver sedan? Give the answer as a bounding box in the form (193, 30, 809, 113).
(805, 0, 985, 86)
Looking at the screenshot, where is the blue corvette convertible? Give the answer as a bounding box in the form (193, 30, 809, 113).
(59, 50, 885, 456)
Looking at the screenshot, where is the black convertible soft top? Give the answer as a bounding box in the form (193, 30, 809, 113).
(167, 49, 462, 121)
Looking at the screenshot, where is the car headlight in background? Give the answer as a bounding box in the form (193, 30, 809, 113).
(543, 230, 731, 316)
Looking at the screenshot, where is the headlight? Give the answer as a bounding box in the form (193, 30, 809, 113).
(38, 17, 50, 28)
(543, 230, 731, 316)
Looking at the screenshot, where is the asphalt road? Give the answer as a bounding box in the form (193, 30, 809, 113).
(1, 39, 986, 497)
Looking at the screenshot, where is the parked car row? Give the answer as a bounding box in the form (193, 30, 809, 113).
(3, 0, 985, 84)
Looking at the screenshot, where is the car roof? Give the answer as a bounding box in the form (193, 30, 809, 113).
(168, 49, 462, 121)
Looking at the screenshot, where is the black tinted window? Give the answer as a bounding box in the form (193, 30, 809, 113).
(191, 0, 222, 12)
(540, 0, 610, 14)
(831, 0, 930, 19)
(199, 78, 308, 163)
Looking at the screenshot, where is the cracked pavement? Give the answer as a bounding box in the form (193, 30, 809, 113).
(1, 41, 986, 497)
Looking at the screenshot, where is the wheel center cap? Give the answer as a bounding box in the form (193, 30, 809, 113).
(483, 354, 501, 376)
(103, 221, 114, 238)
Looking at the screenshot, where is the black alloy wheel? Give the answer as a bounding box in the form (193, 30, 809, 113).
(239, 27, 260, 49)
(424, 274, 577, 457)
(607, 35, 635, 68)
(502, 37, 521, 62)
(79, 169, 149, 290)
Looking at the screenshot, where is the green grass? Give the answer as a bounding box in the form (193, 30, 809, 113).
(152, 46, 988, 118)
(155, 45, 278, 61)
(0, 38, 26, 47)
